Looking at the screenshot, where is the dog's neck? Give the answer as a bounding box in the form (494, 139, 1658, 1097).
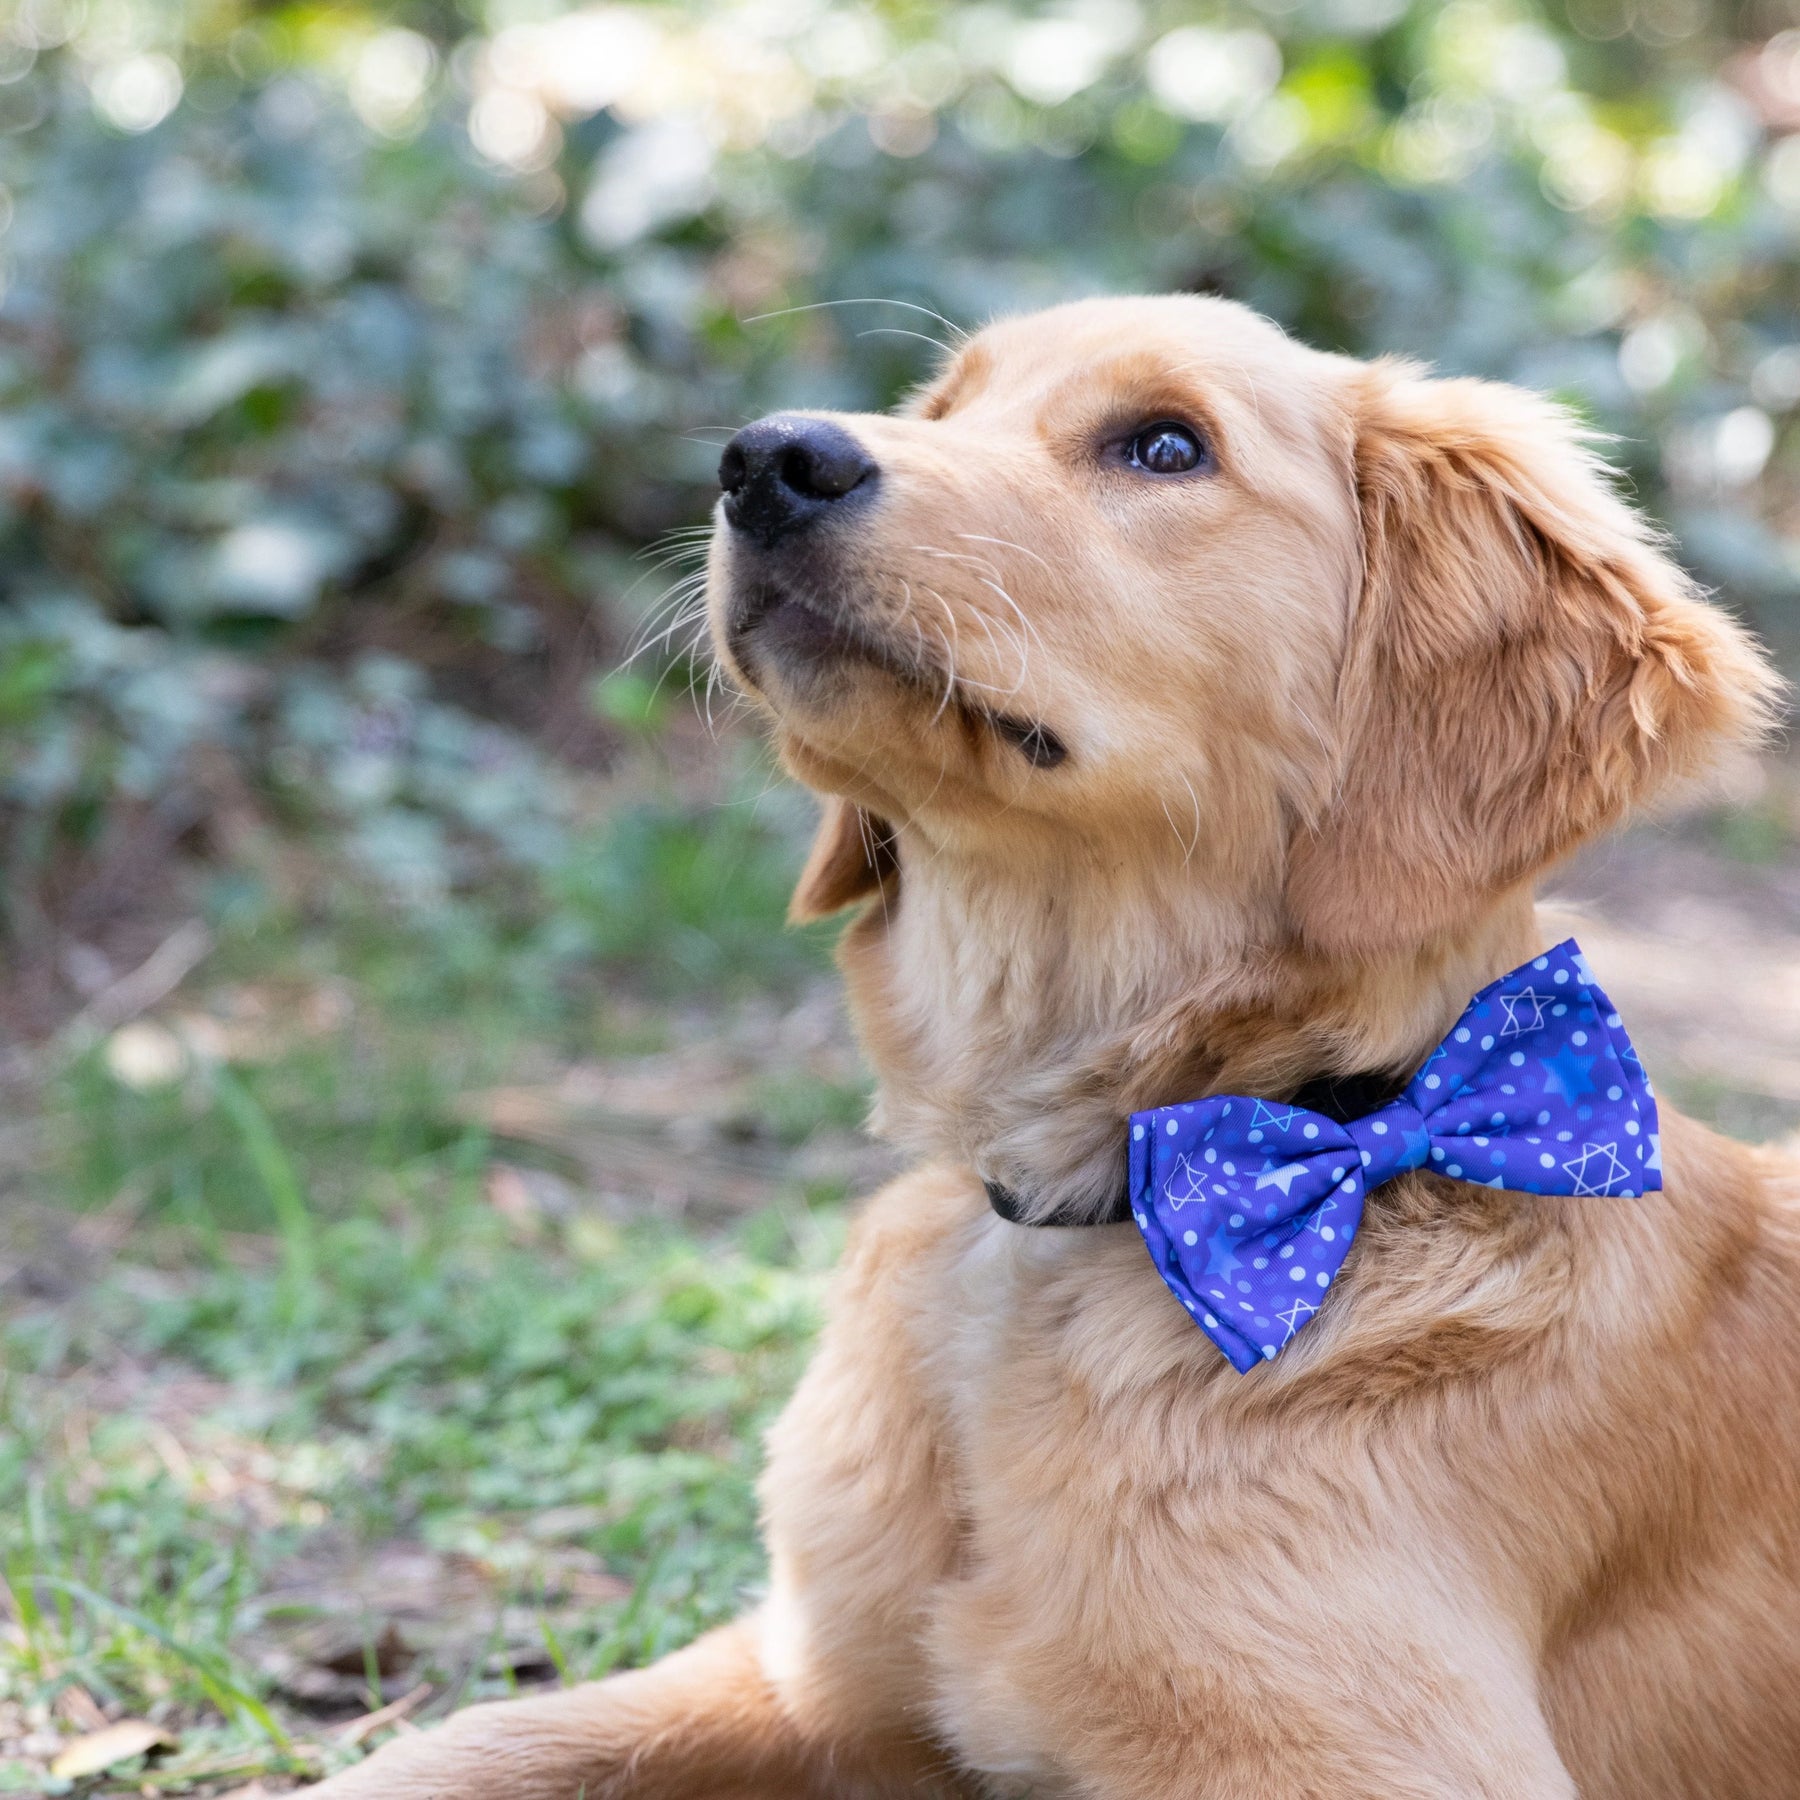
(841, 837, 1544, 1223)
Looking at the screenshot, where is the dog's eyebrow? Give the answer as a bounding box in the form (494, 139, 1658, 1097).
(1033, 351, 1230, 457)
(916, 344, 993, 420)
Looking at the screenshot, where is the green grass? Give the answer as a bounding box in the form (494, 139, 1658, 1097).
(0, 792, 850, 1794)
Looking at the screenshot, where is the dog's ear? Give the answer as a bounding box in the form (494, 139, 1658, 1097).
(788, 797, 898, 923)
(1286, 361, 1780, 959)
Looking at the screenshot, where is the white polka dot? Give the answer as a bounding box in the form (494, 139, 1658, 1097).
(1607, 1086, 1622, 1101)
(1290, 1266, 1307, 1281)
(1262, 1346, 1277, 1358)
(1203, 1313, 1217, 1327)
(1315, 1272, 1329, 1287)
(1254, 1257, 1268, 1269)
(1165, 1119, 1178, 1135)
(1534, 957, 1549, 970)
(1539, 1153, 1555, 1168)
(1455, 1028, 1470, 1043)
(1481, 1035, 1495, 1050)
(1509, 1052, 1525, 1067)
(1303, 1123, 1319, 1139)
(1229, 1214, 1244, 1227)
(1205, 1149, 1217, 1163)
(1626, 1120, 1639, 1136)
(1554, 969, 1568, 983)
(1279, 1244, 1295, 1258)
(1361, 1150, 1372, 1166)
(1132, 1124, 1144, 1141)
(1331, 1166, 1345, 1181)
(1424, 1074, 1441, 1090)
(1135, 1213, 1147, 1228)
(1321, 1226, 1336, 1242)
(1447, 1164, 1462, 1177)
(1571, 1030, 1587, 1046)
(1183, 1230, 1197, 1246)
(1223, 1162, 1236, 1175)
(1372, 1121, 1388, 1135)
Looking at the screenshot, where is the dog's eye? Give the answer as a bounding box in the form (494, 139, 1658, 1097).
(1125, 422, 1208, 476)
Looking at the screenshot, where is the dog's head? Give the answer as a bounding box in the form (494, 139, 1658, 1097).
(709, 295, 1776, 967)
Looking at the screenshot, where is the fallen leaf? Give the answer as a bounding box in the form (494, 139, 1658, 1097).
(49, 1719, 172, 1779)
(55, 1684, 109, 1733)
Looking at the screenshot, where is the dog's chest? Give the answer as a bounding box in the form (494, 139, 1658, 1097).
(910, 1216, 1212, 1790)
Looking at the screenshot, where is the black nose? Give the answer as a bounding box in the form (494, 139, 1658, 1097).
(719, 414, 878, 548)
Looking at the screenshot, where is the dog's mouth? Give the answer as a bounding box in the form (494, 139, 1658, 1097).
(723, 575, 1068, 770)
(726, 580, 911, 686)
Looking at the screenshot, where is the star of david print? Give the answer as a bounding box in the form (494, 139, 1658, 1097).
(1163, 1154, 1213, 1210)
(1248, 1100, 1300, 1133)
(1276, 1296, 1317, 1336)
(1301, 1195, 1338, 1235)
(1498, 987, 1554, 1038)
(1560, 1141, 1631, 1196)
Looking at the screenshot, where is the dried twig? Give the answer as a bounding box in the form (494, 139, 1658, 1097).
(62, 920, 213, 1046)
(337, 1681, 432, 1746)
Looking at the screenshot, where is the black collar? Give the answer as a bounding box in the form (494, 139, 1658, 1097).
(984, 1068, 1406, 1228)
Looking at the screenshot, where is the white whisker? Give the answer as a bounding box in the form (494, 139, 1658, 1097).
(738, 296, 969, 347)
(954, 531, 1054, 572)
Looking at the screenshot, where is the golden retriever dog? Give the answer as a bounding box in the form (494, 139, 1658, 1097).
(311, 295, 1800, 1799)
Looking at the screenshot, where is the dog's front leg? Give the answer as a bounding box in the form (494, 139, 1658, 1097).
(302, 1609, 953, 1800)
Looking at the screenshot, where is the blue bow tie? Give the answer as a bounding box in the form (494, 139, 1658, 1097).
(1127, 940, 1659, 1373)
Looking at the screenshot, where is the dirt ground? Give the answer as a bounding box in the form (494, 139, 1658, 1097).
(1551, 805, 1800, 1147)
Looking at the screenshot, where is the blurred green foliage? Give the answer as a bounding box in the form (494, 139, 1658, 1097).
(2, 0, 1799, 983)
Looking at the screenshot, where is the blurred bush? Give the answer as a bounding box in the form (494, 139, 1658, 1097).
(2, 0, 1799, 1005)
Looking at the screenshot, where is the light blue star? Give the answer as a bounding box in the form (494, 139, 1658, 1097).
(1540, 1046, 1597, 1103)
(1254, 1159, 1309, 1197)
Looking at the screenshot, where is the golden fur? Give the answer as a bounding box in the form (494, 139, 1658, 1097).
(310, 296, 1798, 1799)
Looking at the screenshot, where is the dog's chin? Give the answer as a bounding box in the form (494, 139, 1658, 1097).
(722, 579, 919, 711)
